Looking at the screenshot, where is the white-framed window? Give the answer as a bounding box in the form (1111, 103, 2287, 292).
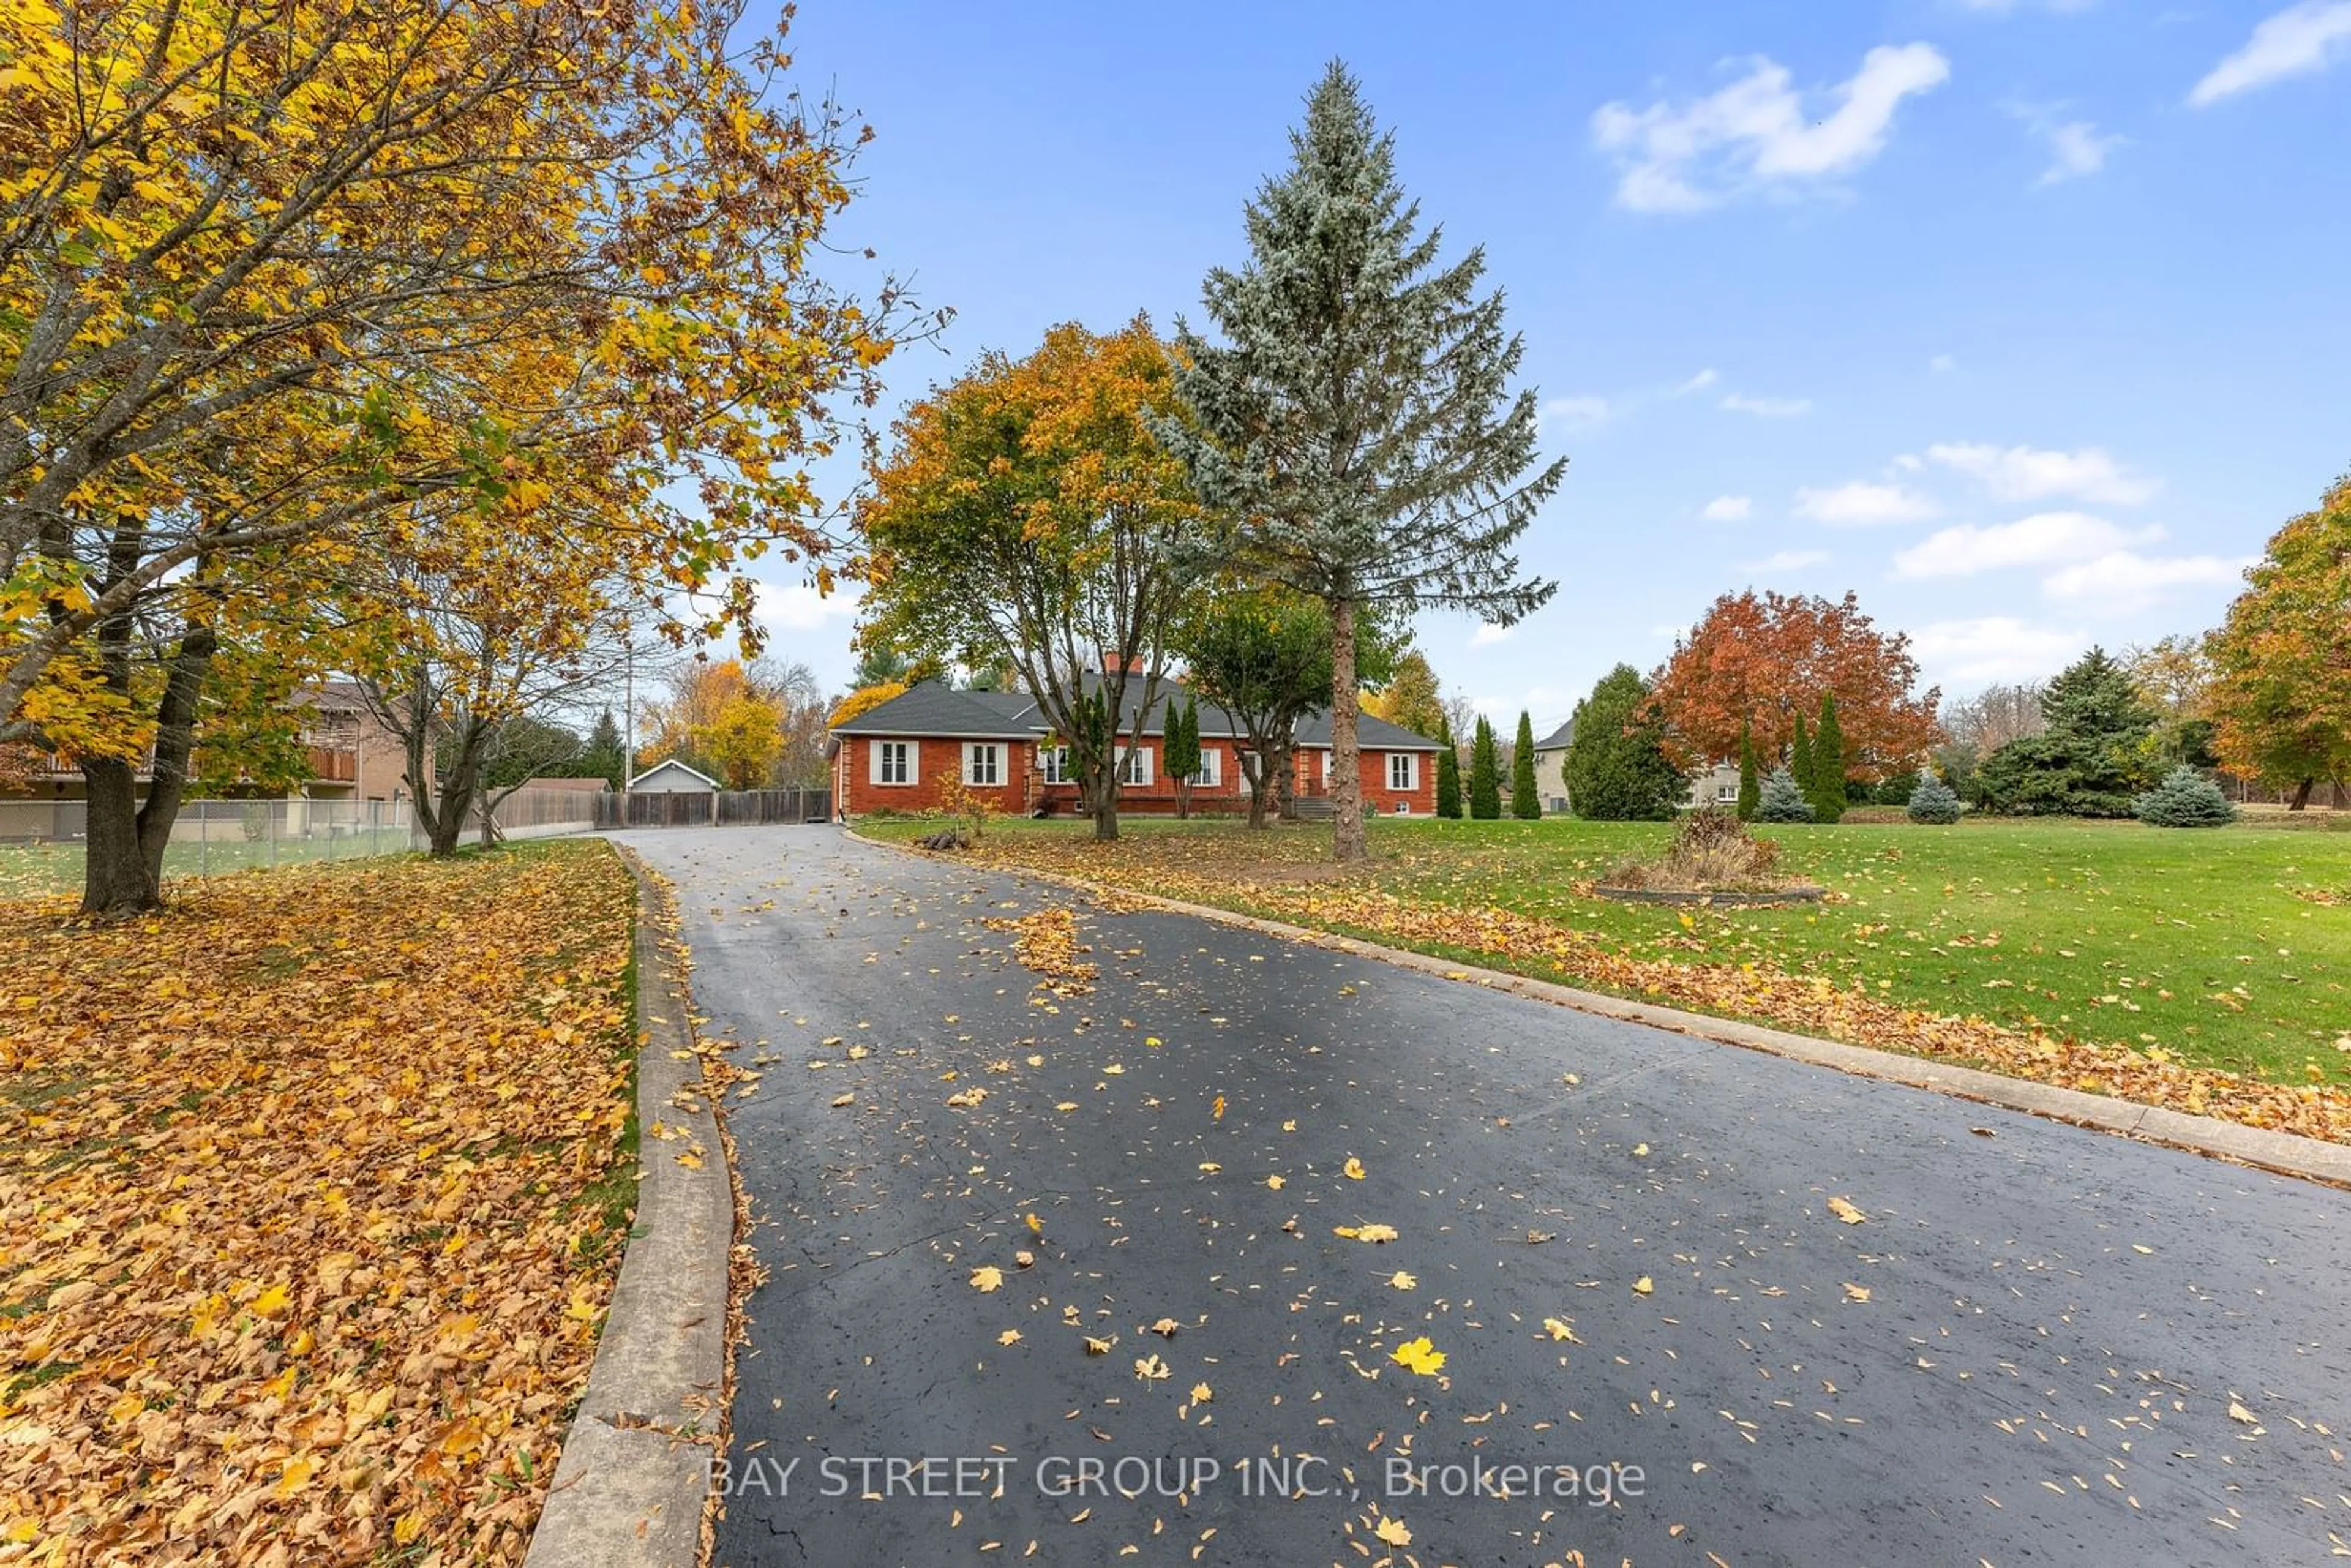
(1387, 752, 1419, 791)
(1715, 782, 1736, 802)
(1040, 745, 1070, 784)
(871, 739, 911, 786)
(963, 742, 1002, 787)
(1119, 745, 1153, 787)
(1187, 748, 1221, 789)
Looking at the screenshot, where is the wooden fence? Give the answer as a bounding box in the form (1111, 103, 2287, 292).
(596, 788, 831, 828)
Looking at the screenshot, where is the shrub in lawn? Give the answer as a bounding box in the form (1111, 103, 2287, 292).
(1875, 769, 1921, 806)
(1753, 767, 1815, 823)
(1604, 806, 1783, 891)
(1907, 773, 1962, 825)
(2133, 766, 2236, 828)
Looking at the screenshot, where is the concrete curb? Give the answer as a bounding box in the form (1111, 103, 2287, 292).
(850, 828, 2351, 1189)
(523, 849, 732, 1568)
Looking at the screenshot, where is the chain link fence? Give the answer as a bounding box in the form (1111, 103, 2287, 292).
(0, 786, 604, 898)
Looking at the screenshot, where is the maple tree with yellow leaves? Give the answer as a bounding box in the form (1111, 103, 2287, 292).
(1, 0, 936, 912)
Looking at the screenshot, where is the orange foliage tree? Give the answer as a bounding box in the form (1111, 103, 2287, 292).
(1649, 590, 1941, 784)
(2206, 476, 2351, 808)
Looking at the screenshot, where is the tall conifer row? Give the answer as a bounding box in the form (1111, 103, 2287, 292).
(1735, 717, 1760, 822)
(1469, 717, 1502, 819)
(1435, 716, 1463, 818)
(1810, 692, 1847, 824)
(1511, 711, 1541, 818)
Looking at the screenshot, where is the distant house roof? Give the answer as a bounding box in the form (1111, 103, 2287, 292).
(1532, 719, 1574, 752)
(826, 676, 1441, 750)
(627, 758, 721, 791)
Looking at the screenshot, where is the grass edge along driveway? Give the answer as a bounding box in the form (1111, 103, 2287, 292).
(859, 814, 2351, 1147)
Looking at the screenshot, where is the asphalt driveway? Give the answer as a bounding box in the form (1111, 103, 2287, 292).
(615, 826, 2351, 1568)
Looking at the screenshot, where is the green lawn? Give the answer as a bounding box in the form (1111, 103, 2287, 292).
(865, 812, 2351, 1086)
(0, 826, 421, 902)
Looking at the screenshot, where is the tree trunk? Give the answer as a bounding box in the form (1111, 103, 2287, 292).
(2290, 776, 2314, 811)
(78, 623, 216, 917)
(1089, 752, 1120, 842)
(80, 756, 159, 915)
(1328, 598, 1365, 861)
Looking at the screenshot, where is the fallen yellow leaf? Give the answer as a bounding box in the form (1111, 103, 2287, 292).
(1390, 1337, 1447, 1376)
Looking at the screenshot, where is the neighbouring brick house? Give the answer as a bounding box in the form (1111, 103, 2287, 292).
(827, 678, 1442, 820)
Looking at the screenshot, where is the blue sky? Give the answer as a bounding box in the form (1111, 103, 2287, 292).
(749, 0, 2351, 738)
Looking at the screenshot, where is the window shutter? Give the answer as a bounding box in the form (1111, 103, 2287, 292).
(869, 739, 883, 785)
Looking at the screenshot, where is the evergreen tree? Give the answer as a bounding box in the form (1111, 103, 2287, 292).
(1161, 64, 1562, 863)
(1164, 693, 1202, 819)
(1563, 664, 1682, 821)
(1976, 647, 2158, 817)
(1754, 766, 1815, 823)
(1469, 716, 1502, 819)
(2132, 765, 2235, 827)
(1810, 692, 1847, 824)
(850, 643, 914, 690)
(1434, 716, 1463, 818)
(1735, 718, 1760, 822)
(1906, 773, 1962, 825)
(1510, 710, 1541, 818)
(580, 707, 626, 789)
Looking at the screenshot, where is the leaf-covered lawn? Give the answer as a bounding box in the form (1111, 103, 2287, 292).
(864, 814, 2351, 1141)
(0, 840, 638, 1564)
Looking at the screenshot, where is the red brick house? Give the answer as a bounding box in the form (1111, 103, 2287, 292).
(826, 679, 1441, 820)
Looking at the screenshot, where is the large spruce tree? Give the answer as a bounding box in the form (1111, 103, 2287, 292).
(1162, 63, 1562, 862)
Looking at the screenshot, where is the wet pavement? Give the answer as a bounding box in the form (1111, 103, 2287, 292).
(615, 826, 2351, 1568)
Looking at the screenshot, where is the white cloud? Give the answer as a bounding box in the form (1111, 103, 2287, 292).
(1742, 549, 1830, 572)
(2034, 118, 2124, 184)
(1591, 43, 1951, 212)
(1701, 494, 1753, 522)
(1924, 441, 2160, 505)
(1910, 616, 2088, 685)
(1676, 368, 1720, 394)
(754, 579, 861, 634)
(2042, 550, 2252, 609)
(1470, 622, 1516, 647)
(1930, 354, 1958, 373)
(1891, 511, 2162, 578)
(1542, 394, 1615, 429)
(1793, 480, 1939, 525)
(1720, 392, 1813, 418)
(2189, 2, 2351, 106)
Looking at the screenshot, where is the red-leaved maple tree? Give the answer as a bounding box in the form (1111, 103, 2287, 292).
(1648, 590, 1942, 781)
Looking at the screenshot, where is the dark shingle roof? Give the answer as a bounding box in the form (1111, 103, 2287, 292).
(1533, 718, 1574, 752)
(1293, 709, 1441, 751)
(828, 681, 1039, 737)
